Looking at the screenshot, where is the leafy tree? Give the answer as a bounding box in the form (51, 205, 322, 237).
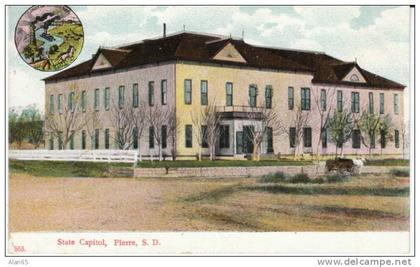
(378, 114, 393, 156)
(22, 45, 36, 63)
(357, 110, 381, 157)
(49, 44, 59, 54)
(8, 108, 22, 146)
(20, 105, 43, 148)
(8, 105, 43, 148)
(327, 109, 354, 158)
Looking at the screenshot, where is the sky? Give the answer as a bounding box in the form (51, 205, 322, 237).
(7, 5, 412, 114)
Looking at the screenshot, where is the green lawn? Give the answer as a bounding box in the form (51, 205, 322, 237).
(365, 158, 409, 166)
(47, 23, 83, 70)
(137, 159, 313, 168)
(9, 159, 313, 177)
(9, 160, 131, 178)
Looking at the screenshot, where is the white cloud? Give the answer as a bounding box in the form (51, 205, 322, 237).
(294, 6, 361, 26)
(7, 6, 411, 116)
(8, 67, 44, 111)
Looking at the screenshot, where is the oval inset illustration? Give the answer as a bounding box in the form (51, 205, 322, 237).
(14, 5, 84, 72)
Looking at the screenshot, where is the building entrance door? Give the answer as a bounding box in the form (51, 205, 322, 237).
(243, 126, 254, 154)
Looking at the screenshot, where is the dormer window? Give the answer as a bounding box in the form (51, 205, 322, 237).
(341, 66, 366, 83)
(212, 43, 246, 63)
(350, 74, 359, 82)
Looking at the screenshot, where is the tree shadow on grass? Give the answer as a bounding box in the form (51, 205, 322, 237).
(244, 185, 409, 197)
(182, 185, 238, 202)
(303, 204, 408, 220)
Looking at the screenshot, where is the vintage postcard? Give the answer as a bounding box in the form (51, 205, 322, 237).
(4, 3, 415, 260)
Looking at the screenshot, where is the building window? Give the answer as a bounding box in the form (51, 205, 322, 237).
(49, 95, 54, 114)
(320, 89, 326, 111)
(303, 127, 312, 148)
(81, 130, 86, 149)
(94, 129, 99, 149)
(81, 90, 86, 112)
(93, 88, 100, 110)
(161, 80, 167, 105)
(243, 126, 254, 154)
(337, 90, 343, 112)
(370, 132, 376, 148)
(161, 125, 167, 149)
(236, 131, 243, 154)
(395, 130, 400, 148)
(201, 125, 208, 148)
(148, 81, 154, 106)
(185, 125, 192, 148)
(132, 83, 139, 108)
(301, 88, 311, 110)
(321, 128, 327, 148)
(265, 85, 273, 109)
(118, 85, 125, 109)
(288, 87, 294, 110)
(226, 82, 233, 106)
(380, 93, 385, 114)
(337, 131, 344, 148)
(369, 92, 374, 114)
(219, 125, 230, 148)
(68, 92, 75, 112)
(105, 129, 110, 149)
(200, 80, 208, 105)
(380, 129, 386, 148)
(249, 85, 257, 107)
(289, 127, 296, 148)
(49, 135, 54, 150)
(58, 94, 63, 114)
(69, 131, 75, 150)
(132, 127, 138, 149)
(149, 126, 155, 148)
(104, 87, 110, 111)
(266, 127, 273, 153)
(58, 132, 63, 150)
(184, 79, 192, 105)
(394, 94, 399, 114)
(351, 92, 360, 113)
(352, 129, 361, 149)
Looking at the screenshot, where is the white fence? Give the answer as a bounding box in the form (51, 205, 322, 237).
(8, 150, 139, 163)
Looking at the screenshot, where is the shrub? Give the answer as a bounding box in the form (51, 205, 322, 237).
(365, 158, 409, 166)
(325, 173, 348, 183)
(311, 177, 325, 184)
(390, 168, 410, 177)
(288, 173, 310, 183)
(260, 171, 286, 183)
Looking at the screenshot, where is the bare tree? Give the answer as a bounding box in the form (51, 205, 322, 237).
(83, 111, 102, 149)
(202, 101, 221, 161)
(167, 109, 180, 161)
(280, 104, 311, 160)
(131, 101, 147, 161)
(313, 88, 334, 158)
(110, 102, 136, 150)
(45, 85, 84, 149)
(146, 104, 170, 161)
(244, 103, 283, 161)
(400, 120, 408, 159)
(191, 109, 205, 161)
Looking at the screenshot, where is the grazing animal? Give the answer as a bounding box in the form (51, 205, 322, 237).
(325, 158, 354, 174)
(352, 159, 364, 174)
(58, 46, 75, 63)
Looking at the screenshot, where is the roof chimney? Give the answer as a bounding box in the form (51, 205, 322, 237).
(163, 23, 166, 38)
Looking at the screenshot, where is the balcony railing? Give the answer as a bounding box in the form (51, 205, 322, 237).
(215, 105, 266, 113)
